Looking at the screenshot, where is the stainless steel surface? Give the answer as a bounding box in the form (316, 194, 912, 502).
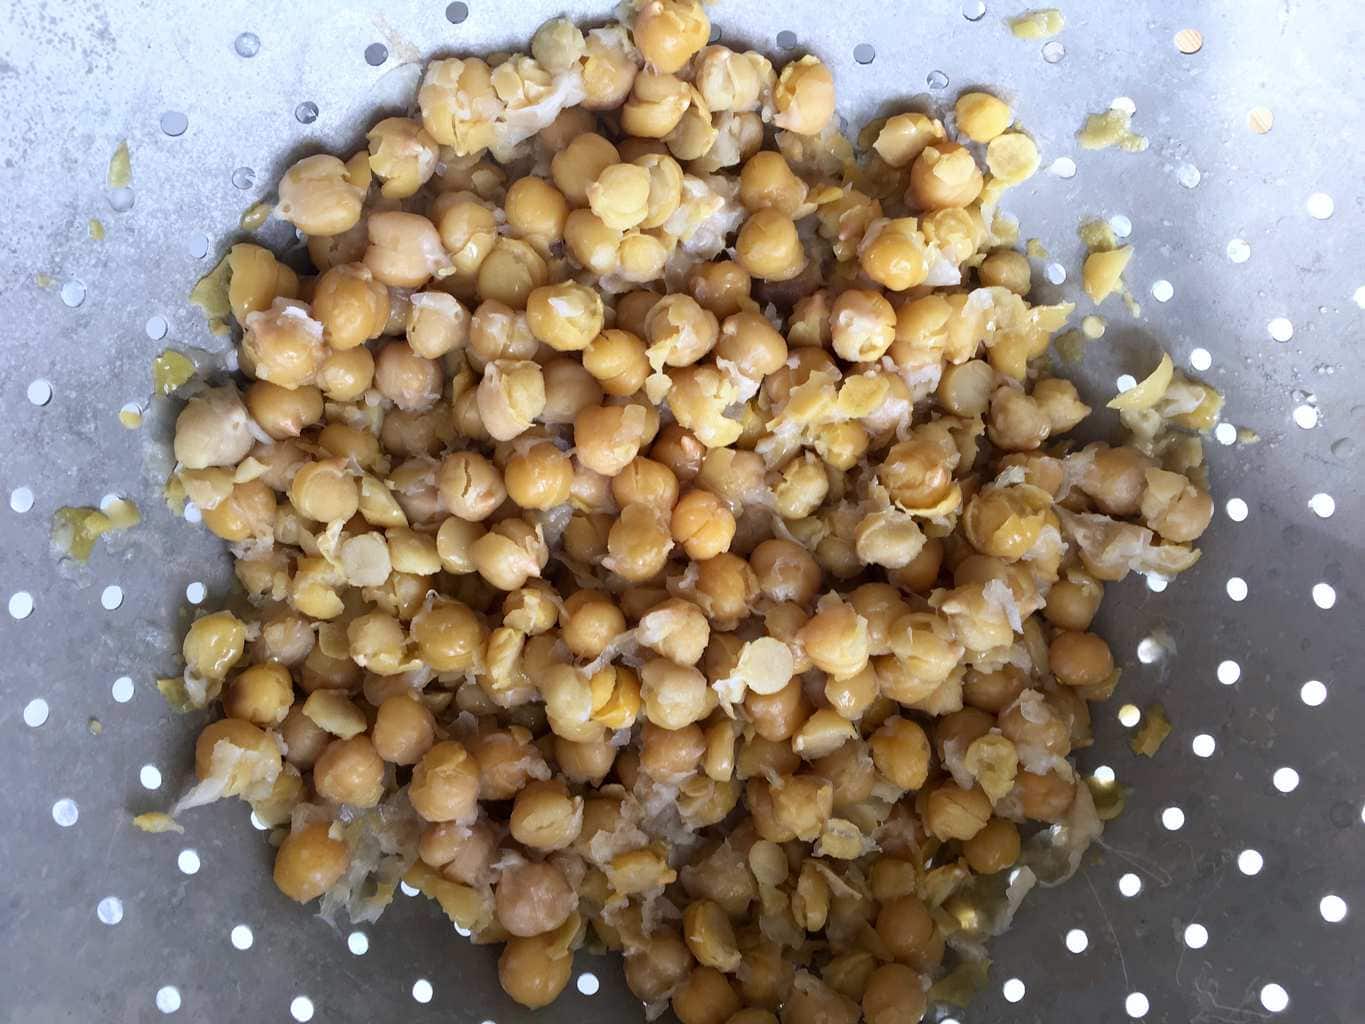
(1, 1, 1362, 1021)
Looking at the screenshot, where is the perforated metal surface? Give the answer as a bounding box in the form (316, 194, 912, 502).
(1, 2, 1362, 1022)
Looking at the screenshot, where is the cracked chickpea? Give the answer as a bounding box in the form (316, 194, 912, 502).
(736, 208, 807, 281)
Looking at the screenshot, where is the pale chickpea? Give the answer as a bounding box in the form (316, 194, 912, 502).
(314, 735, 385, 807)
(437, 450, 505, 521)
(744, 678, 809, 743)
(372, 692, 436, 765)
(908, 141, 984, 211)
(581, 24, 639, 110)
(373, 341, 443, 411)
(316, 346, 375, 402)
(409, 741, 480, 823)
(735, 208, 806, 281)
(526, 281, 605, 352)
(173, 386, 255, 470)
(671, 489, 736, 560)
(496, 859, 578, 937)
(587, 162, 653, 231)
(310, 263, 389, 350)
(274, 821, 350, 903)
(988, 386, 1051, 452)
(364, 211, 451, 289)
(641, 657, 711, 729)
(873, 112, 945, 168)
(831, 288, 897, 362)
(478, 237, 548, 309)
(277, 154, 365, 237)
(241, 300, 328, 390)
(923, 782, 992, 841)
(555, 734, 617, 785)
(470, 517, 549, 591)
(540, 357, 605, 424)
(772, 55, 835, 135)
(1080, 443, 1153, 516)
(510, 779, 583, 851)
(504, 176, 570, 252)
(223, 662, 294, 728)
(476, 359, 546, 441)
(584, 329, 651, 397)
(738, 151, 808, 217)
(799, 600, 869, 679)
(421, 819, 497, 884)
(623, 70, 692, 139)
(641, 719, 707, 782)
(625, 930, 695, 1003)
(552, 133, 621, 207)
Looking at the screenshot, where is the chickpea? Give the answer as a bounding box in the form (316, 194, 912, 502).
(979, 249, 1032, 294)
(798, 600, 869, 679)
(584, 329, 651, 397)
(469, 728, 545, 800)
(640, 720, 707, 782)
(411, 596, 484, 671)
(641, 657, 711, 730)
(366, 117, 438, 198)
(963, 817, 1021, 875)
(575, 404, 650, 477)
(560, 591, 625, 660)
(173, 386, 255, 470)
(405, 291, 469, 359)
(478, 237, 548, 309)
(999, 690, 1070, 757)
(504, 176, 569, 253)
(470, 517, 548, 591)
(625, 930, 694, 1003)
(421, 819, 497, 884)
(274, 821, 350, 903)
(584, 162, 652, 232)
(923, 782, 992, 841)
(499, 931, 574, 1010)
(673, 966, 741, 1024)
(562, 208, 624, 279)
(638, 598, 710, 665)
(667, 365, 744, 449)
(223, 662, 293, 728)
(408, 741, 480, 823)
(623, 69, 692, 138)
(988, 386, 1051, 452)
(738, 151, 808, 217)
(744, 678, 808, 743)
(870, 717, 931, 791)
(475, 359, 546, 441)
(288, 459, 359, 524)
(314, 735, 385, 808)
(1140, 467, 1214, 542)
(545, 131, 615, 204)
(772, 55, 835, 135)
(1013, 768, 1076, 822)
(510, 779, 583, 851)
(1049, 630, 1114, 687)
(535, 359, 603, 429)
(226, 243, 300, 325)
(963, 664, 1029, 713)
(746, 539, 819, 606)
(862, 964, 927, 1024)
(241, 300, 328, 390)
(201, 479, 276, 543)
(859, 218, 929, 291)
(372, 692, 436, 765)
(183, 610, 247, 681)
(496, 859, 577, 938)
(735, 208, 806, 281)
(277, 154, 365, 237)
(830, 289, 896, 362)
(646, 294, 721, 369)
(873, 112, 945, 169)
(432, 193, 498, 278)
(525, 281, 605, 353)
(908, 141, 984, 211)
(876, 895, 942, 972)
(505, 441, 574, 510)
(670, 489, 736, 560)
(364, 211, 451, 289)
(373, 342, 443, 412)
(437, 450, 505, 521)
(316, 346, 375, 402)
(530, 15, 587, 72)
(634, 0, 710, 74)
(555, 734, 617, 785)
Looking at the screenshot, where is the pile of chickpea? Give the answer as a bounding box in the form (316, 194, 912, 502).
(167, 2, 1218, 1020)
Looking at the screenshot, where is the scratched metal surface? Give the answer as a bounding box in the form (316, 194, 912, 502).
(0, 1, 1362, 1022)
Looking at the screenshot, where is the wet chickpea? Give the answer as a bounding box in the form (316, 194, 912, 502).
(242, 301, 328, 390)
(586, 162, 653, 232)
(201, 479, 276, 543)
(633, 0, 710, 73)
(622, 69, 692, 138)
(831, 289, 896, 362)
(437, 450, 505, 521)
(859, 218, 929, 291)
(540, 357, 605, 425)
(954, 91, 1012, 143)
(652, 423, 705, 484)
(1080, 444, 1152, 516)
(962, 665, 1028, 714)
(433, 193, 498, 277)
(562, 591, 627, 660)
(873, 112, 944, 169)
(773, 452, 828, 519)
(505, 176, 570, 252)
(671, 489, 736, 560)
(799, 600, 869, 679)
(673, 966, 741, 1024)
(527, 281, 605, 352)
(936, 359, 994, 418)
(908, 142, 983, 211)
(625, 930, 694, 1003)
(579, 331, 645, 400)
(314, 735, 385, 807)
(555, 734, 617, 785)
(409, 741, 480, 823)
(316, 346, 375, 402)
(277, 154, 365, 237)
(870, 716, 931, 792)
(687, 260, 751, 318)
(641, 658, 711, 730)
(923, 782, 992, 841)
(411, 596, 484, 672)
(435, 518, 485, 575)
(876, 895, 940, 972)
(372, 692, 436, 765)
(223, 662, 293, 727)
(552, 134, 621, 207)
(184, 610, 248, 681)
(738, 151, 808, 217)
(564, 208, 623, 275)
(772, 55, 835, 135)
(1050, 630, 1114, 687)
(1141, 467, 1214, 542)
(478, 237, 549, 309)
(735, 208, 806, 281)
(274, 821, 350, 903)
(405, 291, 469, 359)
(744, 678, 808, 743)
(691, 553, 758, 625)
(575, 404, 650, 477)
(499, 932, 574, 1009)
(505, 441, 574, 510)
(1014, 769, 1076, 822)
(641, 720, 707, 782)
(470, 517, 549, 591)
(862, 963, 927, 1024)
(612, 456, 680, 513)
(364, 211, 450, 289)
(988, 386, 1051, 452)
(311, 263, 389, 350)
(979, 249, 1032, 294)
(714, 313, 786, 386)
(475, 359, 546, 441)
(963, 817, 1021, 875)
(374, 341, 443, 412)
(510, 779, 583, 851)
(496, 859, 577, 937)
(748, 539, 821, 606)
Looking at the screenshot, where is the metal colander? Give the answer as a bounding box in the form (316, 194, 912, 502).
(1, 1, 1360, 1021)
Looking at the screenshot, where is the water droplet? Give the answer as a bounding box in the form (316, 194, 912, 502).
(159, 111, 188, 137)
(231, 167, 256, 190)
(294, 101, 319, 125)
(1042, 40, 1066, 63)
(1176, 163, 1201, 188)
(234, 32, 261, 58)
(97, 896, 124, 925)
(61, 280, 86, 308)
(1330, 437, 1356, 459)
(108, 187, 136, 213)
(926, 69, 950, 90)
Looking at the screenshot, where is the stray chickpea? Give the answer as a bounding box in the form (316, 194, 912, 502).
(955, 91, 1013, 143)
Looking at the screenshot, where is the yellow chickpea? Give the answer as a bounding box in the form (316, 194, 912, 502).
(574, 403, 650, 477)
(274, 821, 350, 903)
(227, 243, 300, 324)
(738, 151, 809, 217)
(372, 692, 437, 765)
(314, 734, 385, 807)
(289, 459, 359, 523)
(433, 192, 498, 277)
(201, 479, 276, 543)
(830, 288, 897, 362)
(477, 237, 548, 309)
(476, 359, 546, 441)
(510, 779, 583, 851)
(364, 211, 451, 289)
(735, 208, 807, 281)
(526, 281, 605, 352)
(310, 263, 388, 350)
(859, 218, 929, 291)
(606, 502, 674, 582)
(670, 489, 736, 560)
(504, 441, 574, 511)
(409, 741, 480, 823)
(873, 112, 945, 169)
(963, 817, 1021, 875)
(623, 70, 693, 139)
(586, 162, 653, 231)
(316, 346, 375, 402)
(499, 931, 574, 1009)
(437, 450, 505, 522)
(405, 290, 469, 358)
(552, 133, 621, 206)
(241, 300, 328, 390)
(923, 782, 992, 841)
(772, 55, 835, 135)
(564, 208, 623, 275)
(908, 142, 984, 211)
(373, 341, 443, 412)
(673, 967, 741, 1024)
(584, 329, 651, 397)
(979, 249, 1032, 294)
(1050, 630, 1115, 687)
(504, 176, 570, 253)
(955, 91, 1013, 143)
(367, 117, 439, 198)
(633, 0, 710, 73)
(223, 662, 294, 728)
(277, 154, 365, 237)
